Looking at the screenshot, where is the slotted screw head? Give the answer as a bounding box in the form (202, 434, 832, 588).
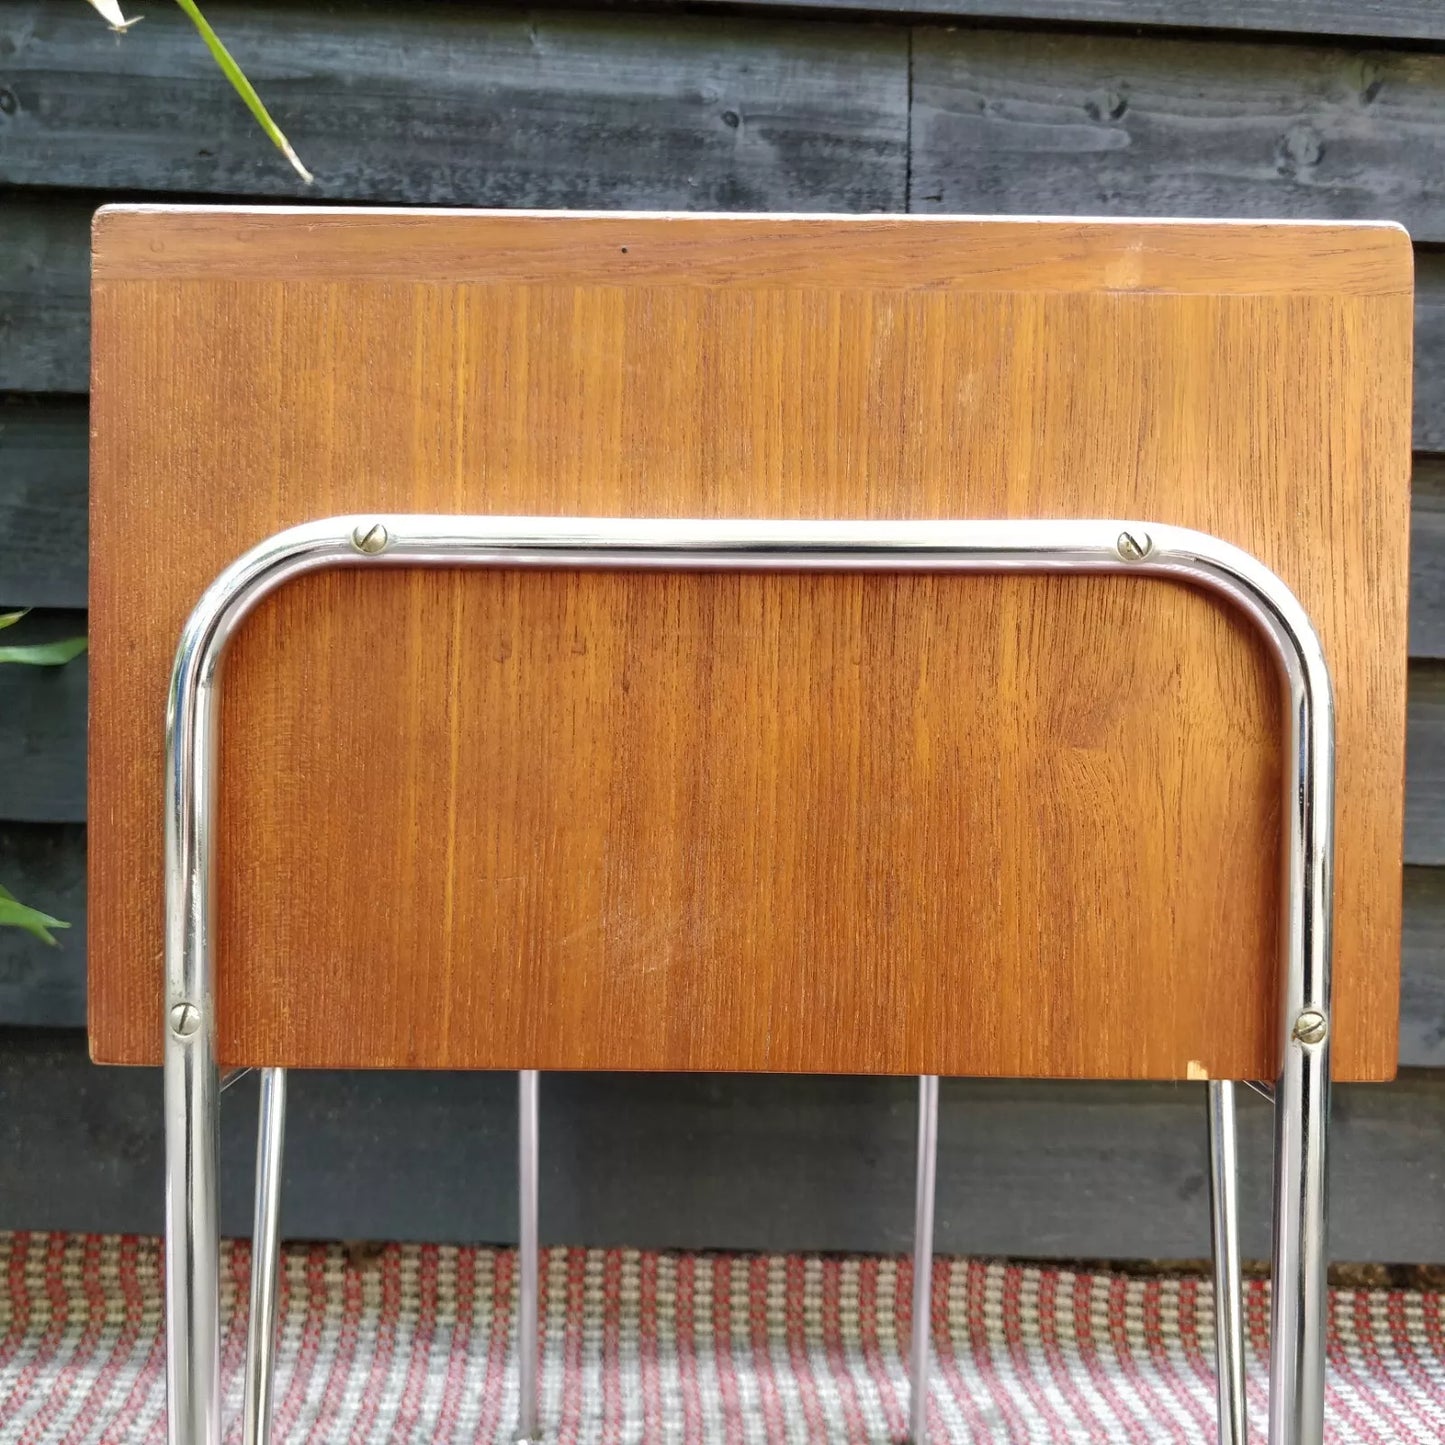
(169, 1001, 201, 1038)
(351, 521, 389, 555)
(1117, 530, 1151, 562)
(1293, 1010, 1328, 1046)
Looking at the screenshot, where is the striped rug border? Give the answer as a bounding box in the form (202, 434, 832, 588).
(2, 1234, 1443, 1442)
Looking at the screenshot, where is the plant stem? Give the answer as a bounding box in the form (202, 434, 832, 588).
(172, 0, 313, 184)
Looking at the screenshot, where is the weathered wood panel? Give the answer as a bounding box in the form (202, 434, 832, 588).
(1406, 665, 1445, 867)
(1402, 867, 1445, 1069)
(0, 397, 86, 608)
(8, 11, 1445, 232)
(730, 0, 1445, 44)
(1416, 250, 1445, 454)
(0, 191, 90, 394)
(1411, 457, 1445, 659)
(911, 28, 1445, 241)
(4, 1027, 1445, 1260)
(0, 609, 84, 823)
(0, 4, 907, 208)
(0, 825, 84, 1027)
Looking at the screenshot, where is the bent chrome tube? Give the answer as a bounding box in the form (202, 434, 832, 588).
(242, 1067, 287, 1445)
(518, 1069, 540, 1442)
(1209, 1080, 1248, 1445)
(164, 516, 1333, 1445)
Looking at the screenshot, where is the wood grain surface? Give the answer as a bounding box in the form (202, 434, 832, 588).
(87, 208, 1413, 1080)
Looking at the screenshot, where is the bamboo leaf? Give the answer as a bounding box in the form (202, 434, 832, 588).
(172, 0, 314, 184)
(0, 637, 89, 666)
(0, 609, 29, 631)
(0, 896, 68, 946)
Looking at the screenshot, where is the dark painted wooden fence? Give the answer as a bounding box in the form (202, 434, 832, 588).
(2, 0, 1444, 1259)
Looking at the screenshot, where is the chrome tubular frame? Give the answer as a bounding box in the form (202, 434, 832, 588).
(518, 1069, 540, 1442)
(164, 515, 1334, 1445)
(912, 1075, 940, 1443)
(242, 1067, 287, 1445)
(1208, 1080, 1248, 1445)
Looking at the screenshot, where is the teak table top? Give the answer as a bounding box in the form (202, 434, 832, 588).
(88, 208, 1413, 1080)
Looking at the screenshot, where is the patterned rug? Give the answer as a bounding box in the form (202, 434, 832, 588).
(2, 1234, 1443, 1442)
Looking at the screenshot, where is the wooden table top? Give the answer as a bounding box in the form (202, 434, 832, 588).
(88, 209, 1412, 1079)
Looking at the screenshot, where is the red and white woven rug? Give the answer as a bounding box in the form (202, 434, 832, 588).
(2, 1233, 1443, 1442)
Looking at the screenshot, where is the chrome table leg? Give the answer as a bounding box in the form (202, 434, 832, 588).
(164, 1007, 220, 1445)
(1208, 1080, 1247, 1445)
(518, 1069, 540, 1441)
(911, 1075, 939, 1444)
(1270, 1024, 1331, 1445)
(163, 514, 1334, 1445)
(243, 1067, 288, 1445)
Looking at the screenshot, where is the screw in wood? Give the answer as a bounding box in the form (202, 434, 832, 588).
(351, 521, 390, 555)
(1116, 530, 1151, 562)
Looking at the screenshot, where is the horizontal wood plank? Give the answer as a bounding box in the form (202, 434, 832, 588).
(1406, 664, 1445, 866)
(0, 4, 907, 207)
(1412, 457, 1445, 658)
(0, 825, 84, 1027)
(0, 609, 85, 822)
(911, 27, 1445, 241)
(730, 0, 1445, 43)
(4, 1026, 1445, 1259)
(1416, 251, 1445, 454)
(0, 397, 87, 608)
(0, 192, 91, 394)
(1402, 867, 1445, 1069)
(8, 10, 1445, 232)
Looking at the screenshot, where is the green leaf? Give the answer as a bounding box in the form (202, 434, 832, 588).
(0, 896, 69, 946)
(0, 636, 89, 666)
(0, 609, 29, 631)
(173, 0, 314, 184)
